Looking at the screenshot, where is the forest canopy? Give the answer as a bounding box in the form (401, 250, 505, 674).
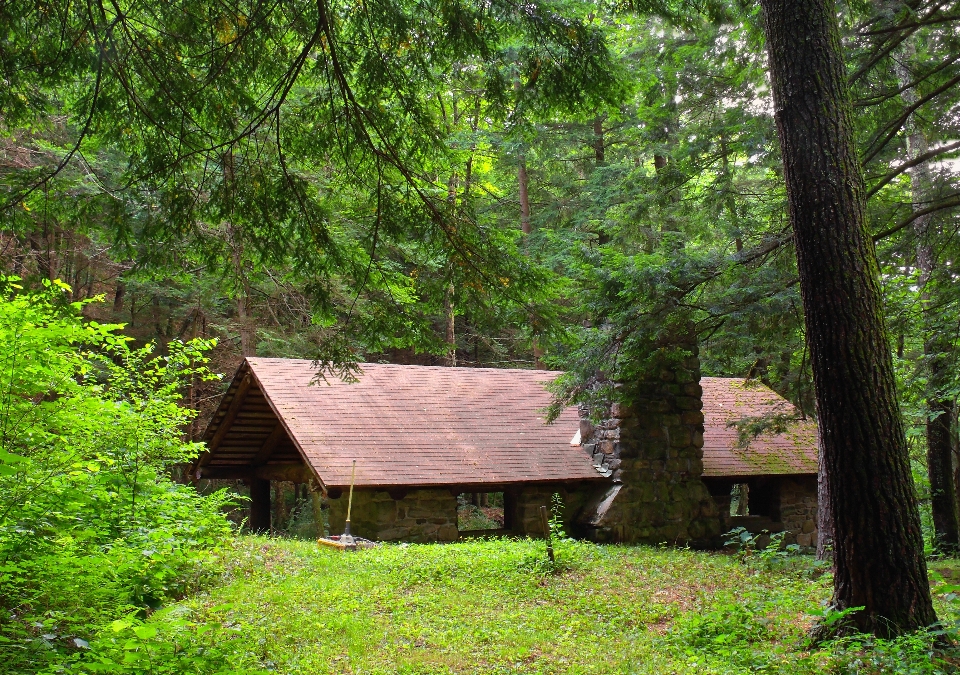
(2, 0, 960, 667)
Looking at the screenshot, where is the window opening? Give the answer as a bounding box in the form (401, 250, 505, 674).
(730, 483, 749, 516)
(457, 492, 505, 531)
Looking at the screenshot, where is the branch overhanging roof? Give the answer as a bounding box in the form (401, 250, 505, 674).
(200, 359, 604, 489)
(197, 359, 818, 488)
(700, 377, 818, 478)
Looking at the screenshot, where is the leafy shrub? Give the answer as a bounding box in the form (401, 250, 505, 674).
(0, 278, 235, 673)
(37, 609, 270, 675)
(516, 493, 587, 575)
(724, 526, 829, 578)
(663, 598, 787, 672)
(826, 630, 960, 674)
(457, 504, 502, 531)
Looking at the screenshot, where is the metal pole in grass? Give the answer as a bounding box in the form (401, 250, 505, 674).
(539, 505, 555, 563)
(343, 460, 357, 543)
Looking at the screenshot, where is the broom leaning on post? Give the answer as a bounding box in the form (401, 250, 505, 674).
(317, 460, 378, 551)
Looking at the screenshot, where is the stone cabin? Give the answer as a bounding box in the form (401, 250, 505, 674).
(694, 378, 817, 546)
(194, 358, 819, 546)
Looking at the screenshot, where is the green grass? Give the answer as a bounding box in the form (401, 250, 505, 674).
(56, 537, 960, 674)
(458, 504, 504, 531)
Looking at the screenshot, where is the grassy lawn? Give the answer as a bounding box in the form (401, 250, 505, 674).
(68, 536, 960, 674)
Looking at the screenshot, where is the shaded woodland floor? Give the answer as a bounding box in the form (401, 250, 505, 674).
(83, 537, 960, 674)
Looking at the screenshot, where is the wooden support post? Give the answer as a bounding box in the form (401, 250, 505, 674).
(250, 478, 271, 533)
(503, 491, 517, 531)
(311, 486, 325, 538)
(273, 481, 289, 533)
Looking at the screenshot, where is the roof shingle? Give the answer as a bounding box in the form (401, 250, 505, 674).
(244, 359, 601, 488)
(200, 360, 819, 487)
(701, 377, 818, 477)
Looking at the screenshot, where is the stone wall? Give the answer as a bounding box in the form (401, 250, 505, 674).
(703, 475, 819, 548)
(703, 479, 735, 533)
(508, 485, 593, 537)
(327, 488, 459, 543)
(779, 475, 818, 547)
(574, 339, 721, 545)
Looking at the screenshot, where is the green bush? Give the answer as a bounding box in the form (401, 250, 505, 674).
(827, 630, 960, 674)
(0, 278, 236, 673)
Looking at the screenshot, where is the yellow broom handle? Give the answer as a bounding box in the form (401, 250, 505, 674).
(345, 460, 356, 524)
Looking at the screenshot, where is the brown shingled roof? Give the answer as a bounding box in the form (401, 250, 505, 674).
(202, 359, 603, 489)
(198, 360, 818, 488)
(701, 377, 818, 477)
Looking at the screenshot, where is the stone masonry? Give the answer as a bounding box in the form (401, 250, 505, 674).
(778, 476, 818, 547)
(327, 488, 459, 543)
(508, 486, 593, 537)
(575, 339, 721, 545)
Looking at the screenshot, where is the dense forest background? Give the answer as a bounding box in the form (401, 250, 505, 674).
(2, 0, 960, 669)
(4, 0, 959, 470)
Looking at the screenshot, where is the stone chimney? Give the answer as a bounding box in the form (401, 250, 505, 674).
(575, 336, 721, 544)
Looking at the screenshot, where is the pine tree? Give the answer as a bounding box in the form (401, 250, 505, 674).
(759, 0, 937, 636)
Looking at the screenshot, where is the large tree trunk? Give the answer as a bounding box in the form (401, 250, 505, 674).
(223, 148, 256, 358)
(444, 172, 459, 367)
(311, 485, 325, 537)
(113, 278, 126, 313)
(759, 0, 936, 637)
(894, 47, 960, 553)
(594, 116, 612, 246)
(236, 278, 256, 357)
(816, 435, 834, 561)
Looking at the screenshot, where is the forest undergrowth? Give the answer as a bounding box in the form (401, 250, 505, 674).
(24, 535, 960, 675)
(2, 283, 960, 675)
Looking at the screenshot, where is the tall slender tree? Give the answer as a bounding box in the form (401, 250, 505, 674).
(759, 0, 937, 636)
(892, 41, 960, 553)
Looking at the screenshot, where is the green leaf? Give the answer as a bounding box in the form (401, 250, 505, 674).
(133, 625, 158, 640)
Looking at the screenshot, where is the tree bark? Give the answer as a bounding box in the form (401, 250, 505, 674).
(272, 481, 289, 532)
(228, 226, 256, 358)
(311, 484, 325, 537)
(518, 153, 544, 368)
(594, 116, 611, 246)
(444, 171, 459, 367)
(760, 0, 936, 636)
(518, 155, 531, 236)
(593, 116, 605, 165)
(113, 279, 126, 313)
(236, 279, 256, 357)
(816, 435, 834, 561)
(894, 45, 960, 553)
(443, 281, 456, 367)
(223, 147, 256, 358)
(733, 483, 749, 516)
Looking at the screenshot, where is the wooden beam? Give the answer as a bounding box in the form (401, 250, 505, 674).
(205, 373, 254, 456)
(196, 466, 252, 480)
(255, 463, 315, 483)
(199, 463, 315, 483)
(251, 423, 285, 466)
